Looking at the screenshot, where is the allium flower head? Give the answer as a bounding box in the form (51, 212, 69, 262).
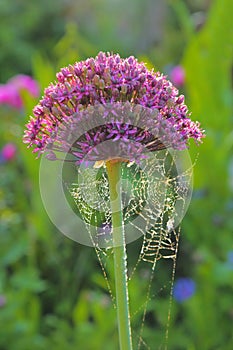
(23, 52, 204, 163)
(173, 277, 196, 302)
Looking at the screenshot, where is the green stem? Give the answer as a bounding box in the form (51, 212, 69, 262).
(106, 160, 133, 350)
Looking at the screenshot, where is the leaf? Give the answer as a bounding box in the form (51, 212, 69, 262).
(10, 268, 47, 292)
(2, 239, 28, 266)
(182, 0, 233, 191)
(32, 53, 56, 90)
(170, 0, 194, 40)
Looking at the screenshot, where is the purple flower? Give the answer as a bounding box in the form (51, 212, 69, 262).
(226, 251, 233, 270)
(1, 143, 17, 161)
(173, 278, 196, 302)
(0, 74, 39, 109)
(23, 52, 204, 162)
(0, 295, 6, 308)
(0, 83, 22, 109)
(170, 66, 185, 87)
(8, 74, 40, 97)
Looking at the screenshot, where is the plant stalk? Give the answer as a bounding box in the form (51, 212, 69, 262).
(106, 160, 133, 350)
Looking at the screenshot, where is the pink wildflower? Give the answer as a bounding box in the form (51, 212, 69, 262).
(1, 143, 17, 161)
(0, 84, 22, 109)
(0, 74, 39, 109)
(170, 66, 185, 87)
(8, 74, 40, 98)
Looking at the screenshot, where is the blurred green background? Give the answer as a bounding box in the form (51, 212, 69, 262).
(0, 0, 232, 349)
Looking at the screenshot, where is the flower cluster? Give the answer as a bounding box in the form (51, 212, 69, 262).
(24, 52, 204, 162)
(0, 74, 39, 109)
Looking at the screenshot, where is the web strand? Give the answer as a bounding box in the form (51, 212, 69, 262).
(64, 149, 193, 348)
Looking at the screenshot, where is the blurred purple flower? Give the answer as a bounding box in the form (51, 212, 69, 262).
(0, 295, 6, 308)
(226, 251, 233, 270)
(23, 52, 204, 162)
(0, 83, 22, 109)
(173, 277, 196, 302)
(170, 66, 185, 87)
(0, 154, 4, 164)
(0, 74, 39, 109)
(1, 143, 17, 161)
(8, 74, 40, 98)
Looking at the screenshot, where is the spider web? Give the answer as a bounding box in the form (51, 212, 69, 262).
(63, 149, 193, 349)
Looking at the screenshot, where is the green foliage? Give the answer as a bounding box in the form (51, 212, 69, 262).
(177, 0, 233, 348)
(0, 0, 67, 81)
(182, 0, 233, 249)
